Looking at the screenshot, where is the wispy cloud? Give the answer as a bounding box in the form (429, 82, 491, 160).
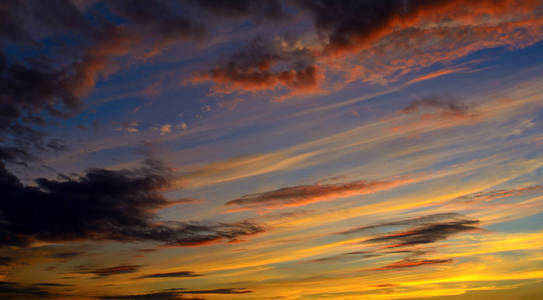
(99, 287, 252, 299)
(226, 178, 411, 210)
(75, 265, 142, 277)
(136, 271, 202, 279)
(371, 258, 453, 271)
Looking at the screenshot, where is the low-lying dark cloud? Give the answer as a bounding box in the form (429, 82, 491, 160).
(99, 287, 252, 300)
(34, 283, 72, 287)
(0, 281, 58, 299)
(0, 256, 13, 266)
(0, 158, 264, 248)
(99, 293, 202, 300)
(75, 264, 142, 277)
(136, 271, 202, 279)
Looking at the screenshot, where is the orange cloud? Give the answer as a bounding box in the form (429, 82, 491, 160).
(371, 258, 453, 271)
(225, 177, 413, 211)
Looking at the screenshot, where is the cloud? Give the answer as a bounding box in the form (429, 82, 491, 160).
(450, 185, 543, 205)
(0, 158, 264, 248)
(2, 0, 542, 167)
(338, 213, 468, 235)
(401, 96, 472, 116)
(294, 0, 541, 55)
(306, 251, 380, 264)
(225, 177, 410, 210)
(47, 251, 83, 259)
(0, 0, 288, 165)
(99, 288, 251, 300)
(192, 0, 287, 20)
(159, 124, 172, 135)
(193, 0, 543, 97)
(75, 265, 142, 277)
(336, 213, 479, 271)
(136, 271, 202, 279)
(193, 36, 320, 100)
(0, 256, 13, 266)
(0, 281, 58, 299)
(371, 258, 453, 271)
(98, 293, 201, 300)
(362, 216, 479, 248)
(391, 95, 481, 133)
(34, 283, 71, 287)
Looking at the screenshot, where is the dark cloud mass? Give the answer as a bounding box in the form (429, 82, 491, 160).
(0, 281, 57, 299)
(0, 256, 13, 266)
(0, 159, 264, 247)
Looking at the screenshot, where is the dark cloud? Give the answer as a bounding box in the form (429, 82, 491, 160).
(336, 213, 479, 270)
(104, 0, 206, 57)
(357, 214, 480, 248)
(172, 288, 252, 295)
(193, 0, 287, 20)
(75, 265, 142, 277)
(0, 256, 13, 266)
(401, 96, 473, 116)
(99, 292, 202, 300)
(34, 283, 71, 287)
(99, 288, 251, 300)
(0, 281, 57, 299)
(338, 213, 467, 235)
(137, 271, 202, 279)
(0, 158, 264, 248)
(226, 178, 405, 210)
(47, 251, 83, 259)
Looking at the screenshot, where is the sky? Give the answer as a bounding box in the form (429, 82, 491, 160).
(1, 0, 543, 299)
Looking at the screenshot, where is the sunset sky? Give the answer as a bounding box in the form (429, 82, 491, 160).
(2, 1, 543, 299)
